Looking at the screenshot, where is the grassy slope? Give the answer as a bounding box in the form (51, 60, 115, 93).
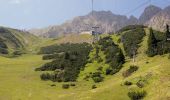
(0, 29, 169, 100)
(0, 27, 40, 55)
(29, 34, 92, 53)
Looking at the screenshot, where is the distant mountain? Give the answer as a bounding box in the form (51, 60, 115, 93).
(147, 6, 170, 31)
(29, 5, 170, 37)
(29, 11, 138, 38)
(139, 5, 162, 24)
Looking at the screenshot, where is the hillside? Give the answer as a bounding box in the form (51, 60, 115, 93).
(0, 26, 40, 55)
(0, 26, 169, 100)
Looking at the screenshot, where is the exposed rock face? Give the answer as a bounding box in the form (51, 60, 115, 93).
(127, 15, 139, 25)
(29, 11, 138, 37)
(139, 5, 162, 24)
(147, 6, 170, 32)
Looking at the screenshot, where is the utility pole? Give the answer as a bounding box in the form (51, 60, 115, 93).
(91, 0, 100, 43)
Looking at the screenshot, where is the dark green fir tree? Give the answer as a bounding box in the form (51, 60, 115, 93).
(147, 28, 157, 57)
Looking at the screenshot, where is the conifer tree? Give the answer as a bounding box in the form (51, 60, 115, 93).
(165, 24, 170, 41)
(147, 28, 157, 57)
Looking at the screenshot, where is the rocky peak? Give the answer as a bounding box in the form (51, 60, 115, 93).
(139, 5, 162, 24)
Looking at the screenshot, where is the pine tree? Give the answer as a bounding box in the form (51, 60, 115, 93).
(166, 24, 170, 41)
(165, 24, 170, 54)
(147, 28, 157, 57)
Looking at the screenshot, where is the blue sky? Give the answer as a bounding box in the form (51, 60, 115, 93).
(0, 0, 169, 29)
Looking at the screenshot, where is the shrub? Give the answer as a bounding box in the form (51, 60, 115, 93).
(117, 38, 121, 43)
(98, 36, 125, 75)
(0, 48, 8, 54)
(128, 90, 147, 100)
(40, 73, 51, 81)
(124, 81, 132, 86)
(105, 68, 112, 75)
(51, 84, 56, 87)
(87, 59, 93, 63)
(92, 85, 97, 89)
(70, 83, 76, 86)
(91, 72, 104, 83)
(109, 69, 119, 75)
(37, 43, 92, 82)
(136, 79, 147, 88)
(122, 28, 145, 57)
(42, 54, 60, 60)
(62, 84, 70, 89)
(0, 41, 7, 49)
(13, 50, 23, 55)
(83, 75, 90, 81)
(97, 57, 103, 63)
(146, 61, 149, 64)
(122, 66, 139, 77)
(97, 66, 103, 71)
(136, 81, 145, 88)
(92, 77, 103, 83)
(128, 66, 138, 73)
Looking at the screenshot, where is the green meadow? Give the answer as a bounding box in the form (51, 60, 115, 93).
(0, 29, 169, 100)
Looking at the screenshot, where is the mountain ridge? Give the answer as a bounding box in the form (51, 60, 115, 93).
(29, 5, 170, 38)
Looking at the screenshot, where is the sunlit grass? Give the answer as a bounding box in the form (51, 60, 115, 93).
(0, 30, 169, 100)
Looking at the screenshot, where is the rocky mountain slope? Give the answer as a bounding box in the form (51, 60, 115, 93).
(30, 11, 138, 38)
(29, 5, 170, 38)
(147, 6, 170, 31)
(139, 5, 162, 24)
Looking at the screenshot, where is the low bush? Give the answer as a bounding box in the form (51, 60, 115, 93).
(40, 73, 51, 81)
(92, 85, 97, 89)
(146, 61, 149, 64)
(92, 77, 103, 83)
(97, 57, 103, 63)
(70, 83, 76, 86)
(0, 41, 7, 49)
(62, 84, 70, 89)
(37, 43, 92, 82)
(91, 72, 103, 83)
(97, 66, 103, 71)
(83, 75, 90, 81)
(105, 68, 112, 75)
(128, 66, 138, 73)
(128, 90, 147, 100)
(136, 79, 147, 88)
(117, 38, 121, 43)
(122, 66, 139, 77)
(50, 84, 56, 87)
(13, 50, 23, 55)
(124, 81, 132, 86)
(0, 48, 8, 54)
